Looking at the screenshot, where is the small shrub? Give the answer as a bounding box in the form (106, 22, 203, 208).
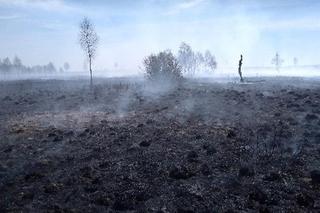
(143, 50, 182, 82)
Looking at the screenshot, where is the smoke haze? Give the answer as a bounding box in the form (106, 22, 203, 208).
(0, 0, 320, 76)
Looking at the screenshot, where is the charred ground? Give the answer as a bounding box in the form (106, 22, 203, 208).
(0, 77, 320, 212)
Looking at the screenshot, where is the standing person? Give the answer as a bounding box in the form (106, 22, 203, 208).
(238, 55, 244, 82)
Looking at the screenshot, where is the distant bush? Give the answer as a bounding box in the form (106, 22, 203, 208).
(143, 50, 183, 81)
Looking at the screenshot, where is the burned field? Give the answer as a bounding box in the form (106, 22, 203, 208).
(0, 77, 319, 212)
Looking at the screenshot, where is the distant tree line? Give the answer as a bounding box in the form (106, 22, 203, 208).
(0, 56, 70, 74)
(143, 42, 218, 82)
(178, 42, 217, 76)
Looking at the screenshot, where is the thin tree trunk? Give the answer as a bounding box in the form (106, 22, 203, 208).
(89, 56, 93, 88)
(238, 55, 244, 82)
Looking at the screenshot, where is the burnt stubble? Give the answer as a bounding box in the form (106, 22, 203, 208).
(0, 77, 319, 212)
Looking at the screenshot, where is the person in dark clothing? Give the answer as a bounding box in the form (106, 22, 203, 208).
(238, 55, 244, 82)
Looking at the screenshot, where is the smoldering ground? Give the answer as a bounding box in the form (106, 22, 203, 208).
(0, 76, 320, 212)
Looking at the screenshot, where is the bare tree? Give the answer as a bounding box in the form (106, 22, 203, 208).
(178, 43, 217, 76)
(271, 52, 284, 71)
(2, 57, 11, 67)
(79, 17, 99, 86)
(238, 55, 244, 82)
(204, 50, 217, 72)
(13, 56, 22, 68)
(293, 57, 298, 67)
(64, 62, 70, 71)
(195, 52, 204, 70)
(46, 62, 56, 73)
(178, 42, 196, 76)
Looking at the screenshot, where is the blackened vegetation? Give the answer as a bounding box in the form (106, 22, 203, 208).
(0, 78, 320, 212)
(238, 55, 244, 82)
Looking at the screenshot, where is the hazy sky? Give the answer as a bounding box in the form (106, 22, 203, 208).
(1, 0, 320, 72)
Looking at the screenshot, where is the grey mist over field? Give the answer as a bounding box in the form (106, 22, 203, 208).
(0, 0, 320, 78)
(1, 1, 320, 212)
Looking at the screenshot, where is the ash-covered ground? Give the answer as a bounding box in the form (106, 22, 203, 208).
(0, 77, 319, 212)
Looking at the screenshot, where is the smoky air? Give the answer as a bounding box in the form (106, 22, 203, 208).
(0, 1, 319, 212)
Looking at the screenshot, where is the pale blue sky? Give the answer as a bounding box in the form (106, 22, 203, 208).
(0, 0, 320, 72)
